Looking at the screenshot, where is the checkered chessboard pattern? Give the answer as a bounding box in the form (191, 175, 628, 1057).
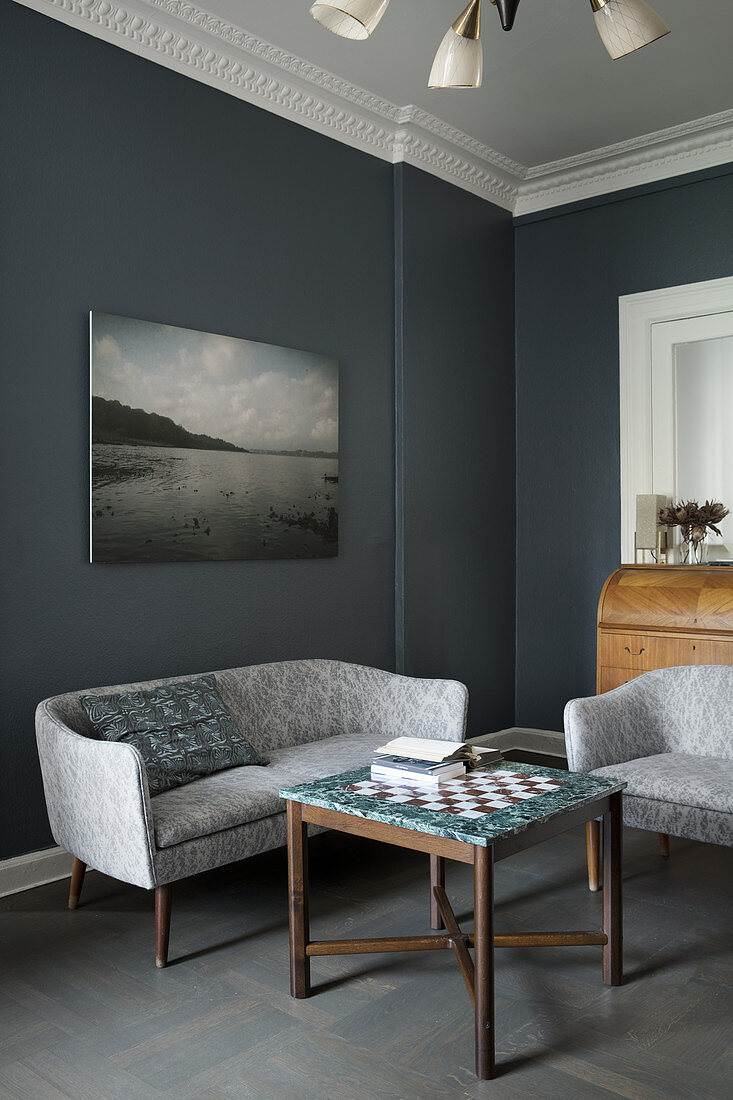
(343, 770, 568, 819)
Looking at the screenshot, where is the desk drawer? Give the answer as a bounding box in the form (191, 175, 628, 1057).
(693, 639, 733, 665)
(599, 633, 694, 671)
(599, 667, 642, 693)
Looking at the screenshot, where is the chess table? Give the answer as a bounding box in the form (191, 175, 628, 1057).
(280, 762, 626, 1081)
(344, 769, 570, 817)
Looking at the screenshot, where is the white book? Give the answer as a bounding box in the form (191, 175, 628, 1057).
(374, 737, 500, 766)
(371, 763, 465, 786)
(374, 737, 468, 762)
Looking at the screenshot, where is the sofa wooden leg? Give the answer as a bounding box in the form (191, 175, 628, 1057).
(659, 832, 671, 858)
(586, 820, 601, 892)
(68, 858, 87, 910)
(155, 884, 172, 968)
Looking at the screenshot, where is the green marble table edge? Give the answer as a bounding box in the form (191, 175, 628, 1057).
(280, 761, 626, 848)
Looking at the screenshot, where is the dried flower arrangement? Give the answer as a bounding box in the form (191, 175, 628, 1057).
(658, 500, 730, 547)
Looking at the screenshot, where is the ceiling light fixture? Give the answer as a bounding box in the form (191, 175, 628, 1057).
(309, 1, 391, 41)
(428, 0, 483, 89)
(590, 0, 670, 61)
(309, 0, 670, 88)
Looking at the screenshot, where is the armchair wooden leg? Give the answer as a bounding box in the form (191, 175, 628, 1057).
(586, 821, 601, 892)
(155, 884, 172, 968)
(659, 832, 671, 858)
(68, 858, 87, 910)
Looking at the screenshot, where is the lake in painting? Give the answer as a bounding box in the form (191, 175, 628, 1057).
(90, 313, 338, 562)
(91, 445, 338, 562)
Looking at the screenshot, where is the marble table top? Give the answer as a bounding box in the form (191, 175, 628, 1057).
(280, 761, 626, 848)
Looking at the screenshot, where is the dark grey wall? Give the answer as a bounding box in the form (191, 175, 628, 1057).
(0, 0, 396, 859)
(7, 0, 731, 862)
(515, 168, 733, 730)
(398, 166, 516, 736)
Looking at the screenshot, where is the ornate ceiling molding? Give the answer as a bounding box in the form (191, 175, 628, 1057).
(515, 109, 733, 216)
(14, 0, 733, 216)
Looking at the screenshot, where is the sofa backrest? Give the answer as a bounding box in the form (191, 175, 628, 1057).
(42, 659, 468, 755)
(653, 664, 733, 758)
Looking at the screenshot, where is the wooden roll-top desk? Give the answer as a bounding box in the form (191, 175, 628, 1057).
(597, 565, 733, 694)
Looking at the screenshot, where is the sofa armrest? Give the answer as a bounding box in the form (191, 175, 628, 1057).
(35, 701, 157, 889)
(563, 682, 667, 775)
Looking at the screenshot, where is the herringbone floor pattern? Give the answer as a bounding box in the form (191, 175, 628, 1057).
(1, 825, 731, 1099)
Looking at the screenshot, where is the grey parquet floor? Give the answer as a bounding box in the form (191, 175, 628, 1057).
(1, 825, 731, 1100)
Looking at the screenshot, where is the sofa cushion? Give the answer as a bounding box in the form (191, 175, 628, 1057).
(81, 675, 267, 796)
(592, 753, 733, 814)
(151, 730, 378, 848)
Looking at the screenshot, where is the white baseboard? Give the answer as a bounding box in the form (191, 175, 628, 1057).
(0, 845, 76, 898)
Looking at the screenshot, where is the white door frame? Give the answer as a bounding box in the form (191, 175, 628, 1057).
(619, 275, 733, 563)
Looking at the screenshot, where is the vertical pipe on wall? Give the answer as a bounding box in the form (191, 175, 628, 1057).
(514, 228, 521, 724)
(394, 164, 405, 674)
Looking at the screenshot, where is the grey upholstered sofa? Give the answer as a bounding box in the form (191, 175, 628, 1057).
(564, 665, 733, 888)
(36, 659, 468, 966)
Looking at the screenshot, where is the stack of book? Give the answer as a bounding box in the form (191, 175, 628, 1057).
(371, 737, 502, 787)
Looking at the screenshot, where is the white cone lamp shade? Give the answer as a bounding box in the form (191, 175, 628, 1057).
(310, 0, 390, 40)
(428, 0, 483, 89)
(591, 0, 669, 60)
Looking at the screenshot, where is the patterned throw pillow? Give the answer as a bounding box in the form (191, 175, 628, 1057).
(81, 674, 268, 796)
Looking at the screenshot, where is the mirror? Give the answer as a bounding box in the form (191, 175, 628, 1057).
(674, 336, 733, 559)
(620, 277, 733, 565)
(651, 314, 733, 562)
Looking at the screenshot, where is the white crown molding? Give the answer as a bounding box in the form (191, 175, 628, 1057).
(11, 0, 733, 216)
(526, 107, 733, 180)
(515, 109, 733, 216)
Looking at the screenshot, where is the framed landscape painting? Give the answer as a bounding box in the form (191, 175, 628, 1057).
(90, 313, 338, 562)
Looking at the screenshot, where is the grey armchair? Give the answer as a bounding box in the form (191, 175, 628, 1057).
(36, 659, 468, 965)
(564, 665, 733, 890)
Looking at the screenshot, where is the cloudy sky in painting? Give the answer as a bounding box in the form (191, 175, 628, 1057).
(91, 313, 338, 452)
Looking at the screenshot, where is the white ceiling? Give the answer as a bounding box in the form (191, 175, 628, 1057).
(210, 0, 733, 167)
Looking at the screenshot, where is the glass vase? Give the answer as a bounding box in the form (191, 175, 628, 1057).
(686, 536, 709, 565)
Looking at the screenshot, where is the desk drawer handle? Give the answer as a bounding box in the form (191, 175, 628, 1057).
(625, 647, 645, 656)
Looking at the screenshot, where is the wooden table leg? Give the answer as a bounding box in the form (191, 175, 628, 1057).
(287, 800, 311, 998)
(586, 820, 601, 892)
(430, 855, 445, 930)
(474, 845, 495, 1080)
(602, 791, 623, 986)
